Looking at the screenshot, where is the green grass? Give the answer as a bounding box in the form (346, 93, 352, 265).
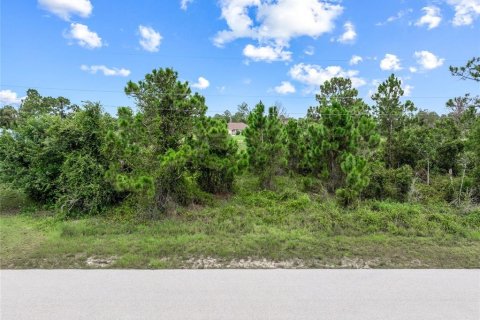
(1, 175, 479, 269)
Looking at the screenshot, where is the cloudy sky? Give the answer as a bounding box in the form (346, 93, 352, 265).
(1, 0, 479, 116)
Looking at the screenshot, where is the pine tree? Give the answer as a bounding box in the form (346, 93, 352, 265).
(307, 100, 379, 205)
(284, 119, 305, 174)
(450, 57, 480, 82)
(18, 89, 78, 119)
(371, 74, 416, 168)
(245, 102, 285, 189)
(106, 68, 209, 213)
(192, 117, 240, 194)
(124, 68, 207, 154)
(307, 77, 367, 120)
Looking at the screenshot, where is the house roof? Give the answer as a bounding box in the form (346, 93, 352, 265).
(227, 122, 248, 131)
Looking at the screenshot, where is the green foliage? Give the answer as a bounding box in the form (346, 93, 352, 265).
(107, 68, 240, 214)
(284, 119, 305, 173)
(336, 154, 370, 206)
(0, 106, 18, 129)
(308, 77, 366, 120)
(56, 152, 114, 216)
(468, 117, 480, 200)
(0, 97, 116, 215)
(371, 74, 416, 168)
(392, 122, 434, 170)
(1, 68, 480, 221)
(0, 114, 63, 202)
(3, 173, 480, 269)
(450, 57, 480, 82)
(192, 117, 240, 193)
(306, 99, 379, 205)
(124, 68, 207, 153)
(446, 94, 479, 132)
(214, 103, 251, 124)
(245, 102, 285, 189)
(363, 163, 414, 202)
(412, 175, 475, 205)
(18, 89, 78, 119)
(0, 184, 31, 212)
(155, 147, 207, 213)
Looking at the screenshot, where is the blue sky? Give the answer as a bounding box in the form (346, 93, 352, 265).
(1, 0, 479, 116)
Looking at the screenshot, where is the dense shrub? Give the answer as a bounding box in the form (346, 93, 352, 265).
(0, 184, 31, 212)
(56, 153, 115, 215)
(0, 101, 117, 216)
(363, 163, 414, 202)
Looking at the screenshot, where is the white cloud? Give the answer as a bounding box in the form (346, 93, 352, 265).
(192, 77, 210, 90)
(414, 50, 445, 70)
(380, 54, 402, 71)
(409, 66, 418, 73)
(80, 65, 131, 77)
(304, 46, 315, 56)
(289, 63, 366, 91)
(447, 0, 480, 26)
(403, 84, 414, 97)
(138, 25, 162, 52)
(337, 21, 357, 43)
(0, 90, 24, 105)
(180, 0, 194, 10)
(214, 0, 343, 49)
(65, 23, 102, 49)
(415, 6, 442, 29)
(243, 44, 292, 62)
(274, 81, 296, 94)
(376, 9, 413, 26)
(349, 55, 363, 65)
(38, 0, 92, 20)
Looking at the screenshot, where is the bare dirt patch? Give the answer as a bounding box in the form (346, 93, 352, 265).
(183, 257, 307, 269)
(86, 256, 118, 268)
(179, 256, 432, 269)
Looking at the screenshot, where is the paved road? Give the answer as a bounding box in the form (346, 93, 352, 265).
(1, 270, 479, 320)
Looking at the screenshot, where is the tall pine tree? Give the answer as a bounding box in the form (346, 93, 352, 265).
(192, 117, 240, 194)
(106, 68, 209, 213)
(245, 102, 285, 189)
(371, 74, 416, 168)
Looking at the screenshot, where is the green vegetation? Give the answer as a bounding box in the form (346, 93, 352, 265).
(1, 175, 479, 269)
(1, 59, 479, 268)
(232, 135, 246, 152)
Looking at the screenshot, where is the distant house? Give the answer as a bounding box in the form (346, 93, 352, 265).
(227, 122, 247, 135)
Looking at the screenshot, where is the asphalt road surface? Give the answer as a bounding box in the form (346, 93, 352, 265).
(1, 270, 479, 320)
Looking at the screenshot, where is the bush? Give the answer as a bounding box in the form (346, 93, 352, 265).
(363, 163, 413, 202)
(56, 153, 116, 216)
(412, 175, 475, 205)
(0, 184, 31, 212)
(301, 176, 325, 194)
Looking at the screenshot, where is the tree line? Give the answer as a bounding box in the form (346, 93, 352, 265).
(1, 59, 479, 216)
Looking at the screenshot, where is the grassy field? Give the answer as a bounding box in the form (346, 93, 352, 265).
(1, 175, 479, 269)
